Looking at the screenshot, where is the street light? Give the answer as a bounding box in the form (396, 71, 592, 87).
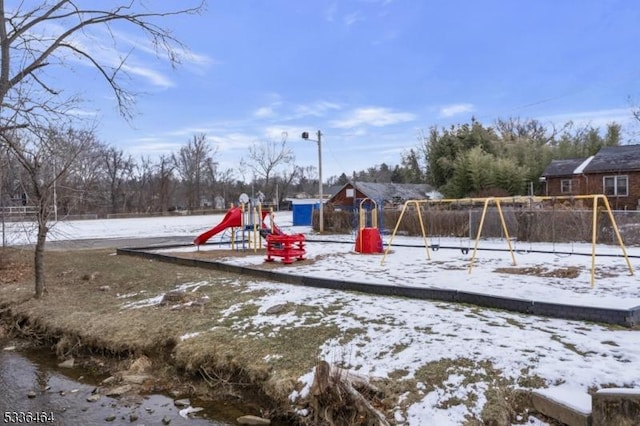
(301, 130, 324, 233)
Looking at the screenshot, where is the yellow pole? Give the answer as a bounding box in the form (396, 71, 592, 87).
(372, 200, 378, 229)
(468, 198, 491, 274)
(496, 199, 517, 266)
(591, 196, 598, 288)
(241, 203, 246, 251)
(415, 201, 431, 260)
(600, 195, 634, 276)
(381, 201, 409, 266)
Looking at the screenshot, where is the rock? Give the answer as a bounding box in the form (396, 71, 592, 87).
(179, 406, 204, 418)
(128, 355, 152, 373)
(161, 416, 171, 424)
(3, 345, 16, 351)
(98, 285, 111, 291)
(27, 391, 37, 399)
(121, 374, 151, 385)
(168, 389, 183, 399)
(58, 358, 75, 368)
(105, 414, 116, 422)
(160, 290, 187, 305)
(105, 385, 132, 397)
(236, 414, 271, 425)
(101, 376, 117, 385)
(81, 272, 99, 281)
(265, 303, 287, 315)
(129, 413, 139, 422)
(86, 394, 100, 402)
(174, 398, 190, 408)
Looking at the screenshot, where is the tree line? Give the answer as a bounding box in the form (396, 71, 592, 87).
(0, 129, 319, 217)
(340, 117, 623, 198)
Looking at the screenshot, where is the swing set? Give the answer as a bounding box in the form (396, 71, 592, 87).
(380, 194, 634, 287)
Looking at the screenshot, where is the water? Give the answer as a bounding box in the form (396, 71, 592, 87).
(0, 343, 254, 426)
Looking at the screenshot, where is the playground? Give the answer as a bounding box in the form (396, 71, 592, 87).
(161, 195, 640, 313)
(3, 196, 640, 424)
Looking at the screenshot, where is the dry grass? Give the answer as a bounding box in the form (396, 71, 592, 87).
(0, 247, 346, 417)
(493, 266, 582, 279)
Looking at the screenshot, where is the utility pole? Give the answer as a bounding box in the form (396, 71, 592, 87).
(301, 130, 324, 233)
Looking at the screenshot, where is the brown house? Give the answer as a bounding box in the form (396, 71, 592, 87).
(541, 144, 640, 210)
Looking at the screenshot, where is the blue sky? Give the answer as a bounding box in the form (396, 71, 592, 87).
(57, 0, 640, 180)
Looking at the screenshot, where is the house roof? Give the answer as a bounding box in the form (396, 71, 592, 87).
(582, 144, 640, 173)
(331, 181, 435, 203)
(541, 158, 588, 177)
(542, 145, 640, 177)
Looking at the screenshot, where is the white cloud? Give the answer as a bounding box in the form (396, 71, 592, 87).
(330, 107, 416, 129)
(344, 11, 365, 26)
(439, 103, 475, 118)
(254, 106, 275, 118)
(325, 2, 338, 22)
(292, 101, 342, 118)
(121, 64, 174, 88)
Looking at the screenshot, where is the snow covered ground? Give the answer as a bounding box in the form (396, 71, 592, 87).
(4, 211, 640, 425)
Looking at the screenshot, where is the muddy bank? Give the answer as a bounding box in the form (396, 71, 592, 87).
(0, 340, 243, 425)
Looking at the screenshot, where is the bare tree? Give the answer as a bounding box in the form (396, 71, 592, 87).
(0, 126, 95, 297)
(154, 154, 176, 212)
(0, 1, 205, 297)
(173, 133, 217, 210)
(103, 146, 134, 214)
(62, 141, 105, 215)
(241, 137, 295, 201)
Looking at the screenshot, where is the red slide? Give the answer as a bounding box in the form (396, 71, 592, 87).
(193, 207, 243, 246)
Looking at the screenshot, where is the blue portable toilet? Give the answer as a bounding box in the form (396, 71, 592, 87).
(291, 199, 320, 226)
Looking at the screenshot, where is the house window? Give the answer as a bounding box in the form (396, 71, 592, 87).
(603, 175, 628, 196)
(560, 179, 572, 194)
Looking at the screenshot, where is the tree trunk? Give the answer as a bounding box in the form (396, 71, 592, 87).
(34, 221, 48, 298)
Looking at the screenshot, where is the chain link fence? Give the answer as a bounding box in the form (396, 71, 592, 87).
(321, 207, 640, 246)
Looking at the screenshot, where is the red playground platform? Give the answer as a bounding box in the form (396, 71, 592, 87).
(265, 233, 306, 264)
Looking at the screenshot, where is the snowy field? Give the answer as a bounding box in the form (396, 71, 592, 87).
(4, 211, 640, 425)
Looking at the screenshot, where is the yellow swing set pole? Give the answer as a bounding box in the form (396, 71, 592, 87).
(415, 201, 431, 261)
(468, 198, 491, 274)
(600, 195, 634, 276)
(590, 196, 598, 288)
(495, 199, 517, 266)
(381, 201, 409, 266)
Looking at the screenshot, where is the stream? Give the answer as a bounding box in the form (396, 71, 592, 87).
(0, 342, 265, 425)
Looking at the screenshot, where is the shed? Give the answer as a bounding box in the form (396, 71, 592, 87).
(291, 199, 320, 226)
(329, 182, 435, 209)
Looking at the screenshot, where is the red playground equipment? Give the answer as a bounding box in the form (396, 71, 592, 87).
(193, 203, 307, 265)
(265, 233, 306, 264)
(355, 198, 383, 254)
(193, 205, 282, 246)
